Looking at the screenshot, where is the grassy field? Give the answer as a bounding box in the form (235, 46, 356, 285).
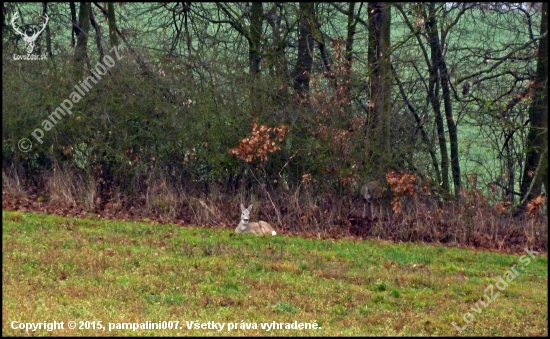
(2, 211, 547, 336)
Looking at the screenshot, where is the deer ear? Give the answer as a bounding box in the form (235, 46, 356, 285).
(240, 203, 245, 211)
(247, 204, 253, 211)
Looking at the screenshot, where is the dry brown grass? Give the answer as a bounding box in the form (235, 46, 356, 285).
(45, 165, 97, 209)
(1, 165, 547, 253)
(2, 165, 26, 198)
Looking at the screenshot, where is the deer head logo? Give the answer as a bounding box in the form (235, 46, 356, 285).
(11, 13, 49, 54)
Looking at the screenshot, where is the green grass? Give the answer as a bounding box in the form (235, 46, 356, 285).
(2, 211, 547, 336)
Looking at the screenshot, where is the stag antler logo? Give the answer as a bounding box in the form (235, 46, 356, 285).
(11, 13, 49, 54)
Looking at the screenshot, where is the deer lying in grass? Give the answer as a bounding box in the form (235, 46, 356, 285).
(360, 180, 385, 217)
(236, 203, 277, 236)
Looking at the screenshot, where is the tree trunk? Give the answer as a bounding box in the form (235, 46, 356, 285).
(427, 3, 461, 196)
(74, 2, 91, 73)
(70, 3, 77, 49)
(90, 8, 104, 59)
(367, 2, 392, 172)
(425, 4, 450, 193)
(292, 2, 315, 99)
(249, 2, 262, 77)
(266, 3, 289, 104)
(107, 2, 119, 48)
(518, 1, 548, 210)
(42, 3, 52, 57)
(342, 2, 358, 114)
